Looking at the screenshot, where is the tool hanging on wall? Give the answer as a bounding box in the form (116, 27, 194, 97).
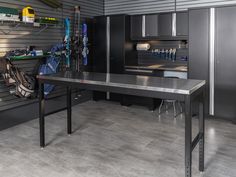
(39, 0, 62, 9)
(82, 23, 89, 66)
(0, 57, 35, 98)
(35, 17, 59, 24)
(64, 18, 71, 68)
(73, 6, 81, 71)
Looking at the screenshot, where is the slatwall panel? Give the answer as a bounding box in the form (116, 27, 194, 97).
(0, 0, 104, 54)
(0, 0, 104, 111)
(105, 0, 175, 15)
(177, 0, 236, 11)
(105, 0, 236, 15)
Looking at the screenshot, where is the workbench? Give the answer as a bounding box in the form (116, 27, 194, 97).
(37, 71, 206, 177)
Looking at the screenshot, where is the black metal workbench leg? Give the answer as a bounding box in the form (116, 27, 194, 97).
(185, 95, 192, 177)
(67, 86, 72, 134)
(199, 91, 205, 172)
(39, 82, 45, 148)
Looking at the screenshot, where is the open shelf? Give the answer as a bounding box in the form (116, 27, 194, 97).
(9, 55, 48, 61)
(0, 19, 62, 26)
(0, 20, 63, 35)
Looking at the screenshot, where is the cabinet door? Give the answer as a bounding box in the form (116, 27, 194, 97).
(93, 16, 108, 101)
(215, 6, 236, 119)
(189, 8, 210, 114)
(145, 14, 158, 37)
(158, 13, 172, 36)
(110, 15, 125, 74)
(93, 16, 107, 73)
(130, 15, 142, 39)
(176, 12, 188, 36)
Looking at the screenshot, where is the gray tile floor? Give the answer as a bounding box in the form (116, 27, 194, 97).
(0, 101, 236, 177)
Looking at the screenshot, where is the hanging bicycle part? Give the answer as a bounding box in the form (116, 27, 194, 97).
(73, 6, 81, 71)
(64, 18, 71, 68)
(82, 23, 89, 66)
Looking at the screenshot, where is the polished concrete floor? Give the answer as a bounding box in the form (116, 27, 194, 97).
(0, 101, 235, 177)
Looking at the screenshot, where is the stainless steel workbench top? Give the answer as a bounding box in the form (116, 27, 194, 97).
(37, 71, 205, 95)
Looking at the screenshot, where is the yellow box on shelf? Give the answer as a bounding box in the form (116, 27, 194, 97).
(22, 6, 35, 23)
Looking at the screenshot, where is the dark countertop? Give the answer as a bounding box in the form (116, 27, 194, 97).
(38, 71, 205, 95)
(125, 63, 188, 72)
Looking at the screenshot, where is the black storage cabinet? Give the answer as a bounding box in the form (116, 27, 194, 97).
(93, 16, 107, 73)
(93, 15, 133, 101)
(214, 6, 236, 120)
(189, 8, 210, 114)
(189, 6, 236, 121)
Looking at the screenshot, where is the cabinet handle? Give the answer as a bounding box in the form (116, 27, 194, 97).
(106, 16, 110, 100)
(209, 8, 215, 116)
(172, 13, 176, 36)
(142, 15, 146, 37)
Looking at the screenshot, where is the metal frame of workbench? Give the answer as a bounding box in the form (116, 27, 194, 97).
(38, 76, 205, 177)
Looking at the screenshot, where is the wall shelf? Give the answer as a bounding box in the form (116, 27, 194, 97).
(0, 20, 62, 35)
(9, 55, 48, 61)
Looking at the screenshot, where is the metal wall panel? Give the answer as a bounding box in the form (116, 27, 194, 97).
(105, 0, 175, 15)
(105, 0, 236, 15)
(177, 0, 236, 11)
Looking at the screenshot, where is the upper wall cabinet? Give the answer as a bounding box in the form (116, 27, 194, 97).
(130, 11, 188, 40)
(130, 15, 142, 39)
(145, 14, 158, 37)
(131, 14, 158, 39)
(176, 12, 188, 36)
(158, 13, 172, 36)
